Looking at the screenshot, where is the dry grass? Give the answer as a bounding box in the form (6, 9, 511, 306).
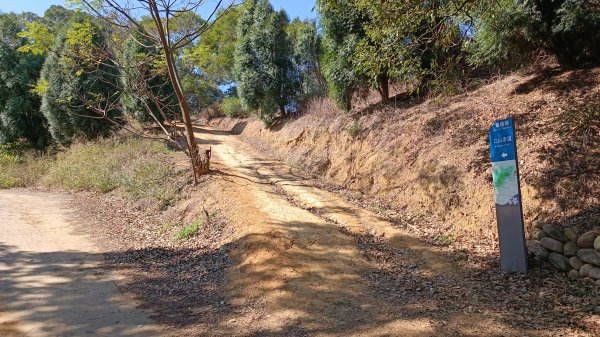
(0, 145, 52, 189)
(1, 137, 187, 209)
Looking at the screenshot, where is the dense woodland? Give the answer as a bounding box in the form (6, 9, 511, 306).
(0, 0, 598, 158)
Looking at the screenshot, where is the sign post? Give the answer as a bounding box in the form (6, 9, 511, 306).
(489, 117, 528, 273)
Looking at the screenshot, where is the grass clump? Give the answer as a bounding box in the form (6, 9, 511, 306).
(0, 145, 52, 189)
(176, 219, 202, 240)
(558, 103, 600, 145)
(347, 121, 361, 137)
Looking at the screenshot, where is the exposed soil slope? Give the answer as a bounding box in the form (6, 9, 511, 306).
(208, 65, 600, 244)
(188, 125, 597, 336)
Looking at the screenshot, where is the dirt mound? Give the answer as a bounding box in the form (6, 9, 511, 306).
(208, 65, 600, 243)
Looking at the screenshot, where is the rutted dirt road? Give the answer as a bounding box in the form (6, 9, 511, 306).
(0, 123, 596, 337)
(0, 190, 162, 337)
(191, 124, 583, 337)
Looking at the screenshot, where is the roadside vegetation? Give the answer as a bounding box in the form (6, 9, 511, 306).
(0, 137, 185, 209)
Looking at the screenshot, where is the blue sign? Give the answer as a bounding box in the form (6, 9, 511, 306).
(489, 117, 528, 273)
(490, 118, 516, 162)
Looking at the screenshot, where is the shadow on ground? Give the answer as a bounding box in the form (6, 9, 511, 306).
(0, 244, 157, 336)
(3, 213, 598, 337)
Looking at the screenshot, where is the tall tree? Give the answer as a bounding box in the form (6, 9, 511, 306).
(38, 15, 121, 144)
(234, 0, 294, 125)
(317, 0, 367, 111)
(287, 18, 326, 103)
(318, 0, 472, 109)
(78, 0, 236, 181)
(0, 13, 50, 148)
(184, 7, 239, 86)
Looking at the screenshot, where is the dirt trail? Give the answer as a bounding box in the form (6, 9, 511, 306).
(0, 189, 163, 337)
(193, 124, 532, 336)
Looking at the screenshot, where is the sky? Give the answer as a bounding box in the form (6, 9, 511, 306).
(0, 0, 317, 20)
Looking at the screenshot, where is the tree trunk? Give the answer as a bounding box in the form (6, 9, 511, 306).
(148, 0, 209, 183)
(377, 73, 389, 102)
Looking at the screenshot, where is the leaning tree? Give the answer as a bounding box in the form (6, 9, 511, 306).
(77, 0, 237, 182)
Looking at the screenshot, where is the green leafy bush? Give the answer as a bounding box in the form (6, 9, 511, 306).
(220, 97, 247, 117)
(468, 0, 600, 69)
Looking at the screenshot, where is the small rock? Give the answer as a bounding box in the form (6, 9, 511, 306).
(569, 256, 583, 270)
(589, 267, 600, 280)
(563, 241, 579, 257)
(577, 230, 598, 248)
(533, 230, 548, 241)
(596, 280, 600, 287)
(532, 220, 546, 229)
(543, 224, 568, 242)
(580, 264, 594, 277)
(564, 227, 579, 242)
(594, 236, 600, 251)
(568, 269, 581, 279)
(577, 249, 600, 267)
(548, 253, 572, 272)
(527, 240, 550, 260)
(541, 237, 564, 253)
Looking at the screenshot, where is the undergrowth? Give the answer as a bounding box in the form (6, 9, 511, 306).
(176, 219, 202, 240)
(0, 137, 185, 208)
(557, 103, 600, 145)
(0, 144, 52, 188)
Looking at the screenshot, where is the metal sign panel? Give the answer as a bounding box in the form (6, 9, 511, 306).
(489, 117, 528, 273)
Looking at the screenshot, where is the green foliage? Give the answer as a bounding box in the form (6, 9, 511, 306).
(16, 21, 54, 55)
(318, 0, 364, 111)
(319, 0, 470, 108)
(220, 97, 246, 117)
(287, 18, 326, 103)
(176, 220, 202, 240)
(17, 5, 74, 56)
(0, 13, 51, 148)
(359, 1, 467, 92)
(234, 0, 294, 125)
(39, 15, 121, 145)
(119, 35, 180, 124)
(184, 8, 239, 85)
(469, 0, 600, 69)
(467, 0, 544, 69)
(180, 72, 222, 113)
